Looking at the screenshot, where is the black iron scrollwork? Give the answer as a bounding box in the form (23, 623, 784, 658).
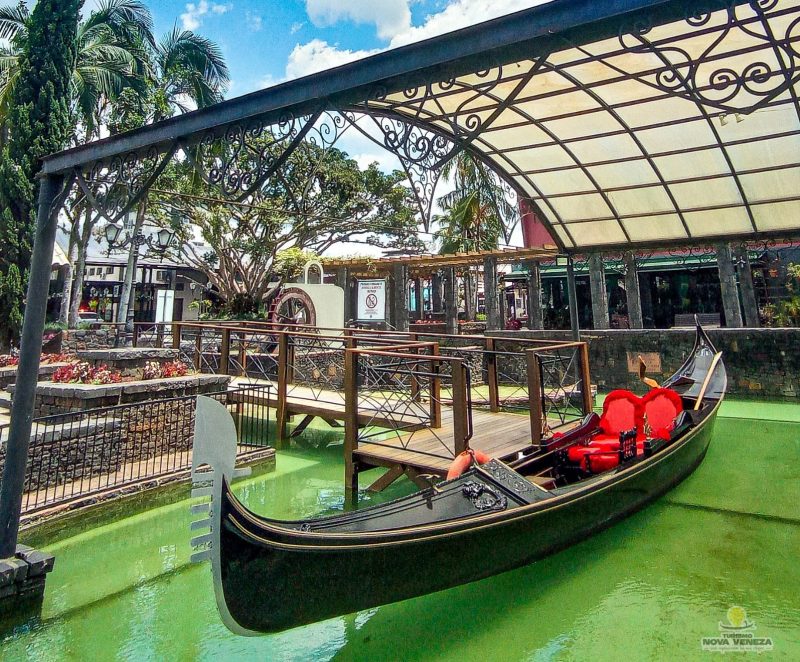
(618, 0, 799, 114)
(461, 481, 508, 511)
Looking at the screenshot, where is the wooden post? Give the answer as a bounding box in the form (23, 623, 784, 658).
(413, 277, 423, 320)
(623, 252, 643, 329)
(410, 346, 420, 402)
(132, 324, 140, 347)
(276, 332, 289, 446)
(525, 260, 543, 330)
(588, 253, 610, 329)
(486, 337, 500, 412)
(579, 342, 593, 415)
(716, 242, 743, 327)
(444, 266, 458, 335)
(483, 256, 501, 330)
(451, 361, 469, 455)
(171, 322, 180, 350)
(429, 344, 441, 428)
(193, 331, 202, 371)
(238, 332, 247, 377)
(526, 350, 543, 447)
(343, 347, 360, 502)
(219, 327, 231, 377)
(157, 324, 165, 348)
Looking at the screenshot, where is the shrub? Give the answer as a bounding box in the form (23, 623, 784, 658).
(142, 360, 190, 380)
(0, 354, 19, 368)
(52, 362, 122, 385)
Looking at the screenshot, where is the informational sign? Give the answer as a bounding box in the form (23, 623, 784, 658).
(155, 289, 175, 324)
(356, 279, 386, 321)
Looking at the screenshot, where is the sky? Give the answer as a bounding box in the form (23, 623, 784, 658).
(74, 0, 553, 254)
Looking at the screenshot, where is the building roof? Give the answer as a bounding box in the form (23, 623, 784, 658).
(42, 0, 800, 252)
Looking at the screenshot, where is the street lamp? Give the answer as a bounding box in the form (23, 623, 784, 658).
(102, 220, 177, 342)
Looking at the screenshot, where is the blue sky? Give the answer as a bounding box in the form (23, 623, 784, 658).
(132, 0, 550, 98)
(77, 0, 551, 252)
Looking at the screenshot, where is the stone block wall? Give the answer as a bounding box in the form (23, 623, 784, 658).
(60, 329, 116, 353)
(76, 348, 180, 377)
(13, 374, 231, 418)
(0, 420, 124, 492)
(486, 328, 800, 399)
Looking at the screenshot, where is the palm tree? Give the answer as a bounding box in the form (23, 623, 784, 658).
(0, 0, 154, 136)
(1, 1, 156, 325)
(435, 153, 518, 319)
(111, 25, 229, 329)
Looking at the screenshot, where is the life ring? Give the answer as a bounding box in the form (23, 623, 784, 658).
(446, 449, 492, 480)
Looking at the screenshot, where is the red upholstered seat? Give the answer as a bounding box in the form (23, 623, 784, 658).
(641, 388, 683, 438)
(595, 390, 644, 441)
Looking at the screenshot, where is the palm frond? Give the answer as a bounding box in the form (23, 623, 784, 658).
(0, 3, 28, 42)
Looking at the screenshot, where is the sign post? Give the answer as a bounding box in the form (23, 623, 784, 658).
(356, 279, 387, 322)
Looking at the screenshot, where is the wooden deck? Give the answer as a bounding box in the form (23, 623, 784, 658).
(230, 377, 544, 489)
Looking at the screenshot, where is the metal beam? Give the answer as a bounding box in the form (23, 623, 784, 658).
(41, 0, 717, 175)
(0, 175, 66, 557)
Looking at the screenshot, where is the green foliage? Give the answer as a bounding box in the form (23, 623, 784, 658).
(0, 0, 79, 349)
(761, 263, 800, 327)
(434, 153, 515, 255)
(273, 248, 320, 281)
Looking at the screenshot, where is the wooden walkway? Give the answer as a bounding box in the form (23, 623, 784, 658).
(230, 377, 542, 489)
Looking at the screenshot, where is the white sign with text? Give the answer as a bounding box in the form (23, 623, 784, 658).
(356, 279, 386, 321)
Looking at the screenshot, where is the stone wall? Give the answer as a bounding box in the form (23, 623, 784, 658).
(0, 363, 69, 390)
(486, 328, 800, 399)
(13, 374, 231, 418)
(60, 328, 116, 353)
(77, 348, 180, 377)
(14, 420, 124, 491)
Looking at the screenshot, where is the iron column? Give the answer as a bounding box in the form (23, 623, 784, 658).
(566, 256, 580, 341)
(0, 174, 65, 557)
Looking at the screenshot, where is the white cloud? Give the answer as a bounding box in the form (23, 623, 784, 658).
(388, 0, 551, 48)
(180, 1, 232, 31)
(305, 0, 411, 41)
(246, 10, 263, 32)
(285, 39, 381, 80)
(291, 22, 305, 35)
(287, 1, 552, 81)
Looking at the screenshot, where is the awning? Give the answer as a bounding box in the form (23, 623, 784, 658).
(42, 0, 800, 253)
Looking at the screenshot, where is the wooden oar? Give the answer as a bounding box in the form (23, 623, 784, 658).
(638, 355, 660, 389)
(693, 351, 723, 411)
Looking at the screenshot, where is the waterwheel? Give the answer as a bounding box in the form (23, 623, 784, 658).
(268, 287, 317, 330)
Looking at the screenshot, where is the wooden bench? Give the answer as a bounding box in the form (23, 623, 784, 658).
(673, 313, 720, 328)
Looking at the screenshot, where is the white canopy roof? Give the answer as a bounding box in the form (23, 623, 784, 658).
(361, 0, 800, 249)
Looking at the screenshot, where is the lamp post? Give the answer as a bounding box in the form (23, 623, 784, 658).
(103, 221, 175, 342)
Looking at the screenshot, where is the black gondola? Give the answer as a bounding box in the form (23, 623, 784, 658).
(190, 324, 726, 635)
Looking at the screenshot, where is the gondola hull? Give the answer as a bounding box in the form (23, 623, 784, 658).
(191, 325, 725, 635)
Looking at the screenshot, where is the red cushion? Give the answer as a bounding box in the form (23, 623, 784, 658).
(642, 388, 683, 434)
(599, 390, 644, 436)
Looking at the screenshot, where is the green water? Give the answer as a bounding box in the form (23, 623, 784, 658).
(3, 401, 799, 661)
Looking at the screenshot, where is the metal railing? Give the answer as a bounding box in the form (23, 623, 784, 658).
(18, 383, 272, 515)
(344, 345, 473, 465)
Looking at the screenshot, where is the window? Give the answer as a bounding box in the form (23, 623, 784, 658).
(106, 266, 114, 274)
(88, 267, 95, 276)
(176, 282, 185, 291)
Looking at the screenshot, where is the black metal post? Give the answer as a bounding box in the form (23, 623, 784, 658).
(0, 174, 65, 557)
(566, 256, 580, 341)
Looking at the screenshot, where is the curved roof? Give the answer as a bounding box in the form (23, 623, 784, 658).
(43, 0, 800, 251)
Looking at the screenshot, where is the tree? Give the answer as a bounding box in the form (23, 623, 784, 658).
(164, 136, 423, 315)
(0, 0, 79, 349)
(435, 153, 517, 320)
(0, 0, 155, 329)
(108, 26, 229, 330)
